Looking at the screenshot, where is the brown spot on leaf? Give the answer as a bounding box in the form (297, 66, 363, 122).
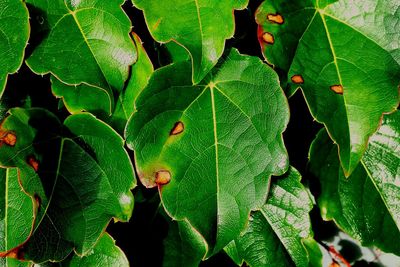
(262, 32, 274, 44)
(170, 121, 184, 135)
(0, 132, 17, 146)
(34, 193, 42, 211)
(0, 246, 24, 260)
(267, 14, 284, 24)
(330, 85, 343, 94)
(155, 170, 171, 185)
(291, 75, 304, 84)
(27, 156, 39, 172)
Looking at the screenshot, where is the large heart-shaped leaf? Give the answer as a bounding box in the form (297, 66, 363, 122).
(126, 48, 289, 256)
(0, 168, 34, 257)
(0, 109, 136, 263)
(132, 0, 249, 83)
(309, 110, 400, 255)
(256, 0, 400, 176)
(0, 0, 30, 98)
(26, 0, 136, 95)
(225, 167, 322, 267)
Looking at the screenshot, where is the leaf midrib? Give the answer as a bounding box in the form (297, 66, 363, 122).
(42, 4, 113, 91)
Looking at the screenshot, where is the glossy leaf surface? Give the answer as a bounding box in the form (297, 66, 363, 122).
(26, 0, 136, 93)
(132, 0, 249, 83)
(226, 168, 321, 267)
(0, 168, 34, 256)
(309, 111, 400, 255)
(162, 219, 206, 267)
(256, 0, 400, 176)
(0, 109, 135, 263)
(126, 49, 289, 256)
(0, 0, 29, 98)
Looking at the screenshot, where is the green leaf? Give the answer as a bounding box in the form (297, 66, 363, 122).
(51, 76, 112, 120)
(0, 109, 135, 263)
(162, 218, 206, 267)
(110, 33, 154, 134)
(0, 168, 34, 257)
(0, 0, 30, 98)
(51, 33, 153, 134)
(226, 168, 321, 267)
(24, 233, 128, 266)
(126, 48, 289, 256)
(25, 0, 136, 93)
(256, 0, 400, 176)
(132, 0, 249, 83)
(1, 257, 31, 267)
(309, 110, 400, 255)
(56, 233, 128, 267)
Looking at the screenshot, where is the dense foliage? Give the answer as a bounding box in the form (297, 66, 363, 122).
(0, 0, 398, 266)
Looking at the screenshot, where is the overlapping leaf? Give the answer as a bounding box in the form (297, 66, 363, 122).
(52, 33, 153, 134)
(25, 0, 136, 100)
(0, 168, 34, 258)
(36, 233, 129, 267)
(0, 109, 135, 263)
(309, 111, 400, 255)
(162, 218, 206, 267)
(256, 0, 400, 176)
(225, 168, 322, 267)
(126, 48, 289, 256)
(132, 0, 249, 83)
(110, 33, 154, 134)
(0, 0, 30, 98)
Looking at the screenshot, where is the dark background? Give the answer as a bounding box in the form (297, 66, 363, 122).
(2, 0, 372, 266)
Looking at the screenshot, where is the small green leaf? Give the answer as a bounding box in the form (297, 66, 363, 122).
(309, 111, 400, 255)
(51, 76, 112, 119)
(0, 0, 30, 98)
(162, 218, 206, 267)
(226, 168, 321, 267)
(256, 0, 400, 176)
(0, 109, 136, 263)
(61, 233, 129, 267)
(126, 48, 289, 256)
(26, 0, 136, 93)
(132, 0, 249, 83)
(0, 168, 34, 256)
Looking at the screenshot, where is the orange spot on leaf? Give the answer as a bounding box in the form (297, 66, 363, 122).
(330, 85, 343, 94)
(170, 121, 184, 135)
(267, 13, 284, 24)
(0, 132, 17, 146)
(291, 75, 304, 84)
(27, 156, 39, 172)
(155, 170, 171, 185)
(262, 32, 274, 44)
(34, 193, 42, 211)
(0, 246, 24, 260)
